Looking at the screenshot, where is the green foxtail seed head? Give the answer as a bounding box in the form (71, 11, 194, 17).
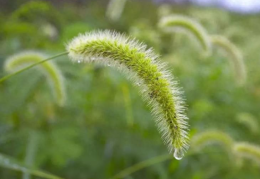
(191, 130, 234, 151)
(4, 51, 66, 106)
(233, 142, 260, 165)
(158, 15, 211, 55)
(236, 113, 258, 134)
(211, 35, 246, 86)
(66, 30, 189, 159)
(106, 0, 127, 22)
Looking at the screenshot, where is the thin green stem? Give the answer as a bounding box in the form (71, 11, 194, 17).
(109, 151, 223, 179)
(0, 153, 64, 179)
(0, 52, 68, 83)
(23, 131, 40, 179)
(110, 154, 171, 179)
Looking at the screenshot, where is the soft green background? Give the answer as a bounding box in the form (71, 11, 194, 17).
(0, 0, 259, 178)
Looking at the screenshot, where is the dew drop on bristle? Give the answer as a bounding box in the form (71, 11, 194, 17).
(174, 149, 184, 160)
(77, 60, 81, 63)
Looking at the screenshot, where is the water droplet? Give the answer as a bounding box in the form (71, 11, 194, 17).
(77, 60, 81, 63)
(174, 149, 184, 160)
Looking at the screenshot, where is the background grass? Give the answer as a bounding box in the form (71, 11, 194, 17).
(0, 0, 260, 179)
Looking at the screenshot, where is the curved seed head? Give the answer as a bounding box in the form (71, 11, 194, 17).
(211, 35, 247, 86)
(66, 30, 190, 158)
(191, 130, 234, 151)
(233, 142, 260, 165)
(4, 51, 66, 106)
(236, 113, 258, 134)
(158, 14, 212, 55)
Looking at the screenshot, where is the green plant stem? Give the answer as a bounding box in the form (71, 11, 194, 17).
(23, 131, 40, 179)
(0, 52, 68, 83)
(109, 151, 224, 179)
(110, 154, 171, 179)
(0, 153, 63, 179)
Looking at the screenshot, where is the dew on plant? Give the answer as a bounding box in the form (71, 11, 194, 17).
(174, 149, 184, 160)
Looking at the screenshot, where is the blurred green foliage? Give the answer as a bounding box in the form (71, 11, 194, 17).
(0, 0, 260, 179)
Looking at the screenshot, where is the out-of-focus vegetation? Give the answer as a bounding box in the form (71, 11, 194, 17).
(0, 0, 260, 179)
